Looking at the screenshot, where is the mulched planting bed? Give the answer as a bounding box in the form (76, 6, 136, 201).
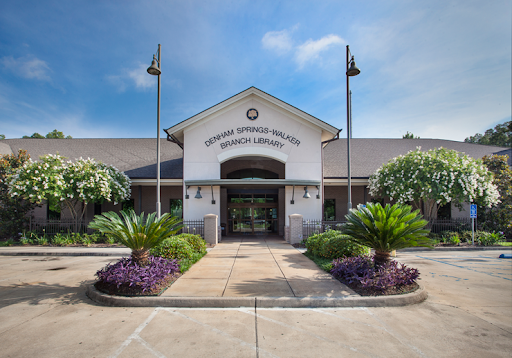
(95, 272, 181, 296)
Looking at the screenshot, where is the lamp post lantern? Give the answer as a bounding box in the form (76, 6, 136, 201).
(147, 44, 162, 218)
(346, 45, 360, 212)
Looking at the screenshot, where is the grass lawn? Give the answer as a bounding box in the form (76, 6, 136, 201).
(497, 241, 512, 247)
(303, 250, 333, 273)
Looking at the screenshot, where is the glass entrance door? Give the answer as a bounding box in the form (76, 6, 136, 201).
(227, 192, 278, 235)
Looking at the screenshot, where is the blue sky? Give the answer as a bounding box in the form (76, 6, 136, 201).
(0, 0, 510, 142)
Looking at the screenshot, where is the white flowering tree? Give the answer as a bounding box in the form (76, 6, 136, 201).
(8, 154, 131, 225)
(368, 148, 500, 220)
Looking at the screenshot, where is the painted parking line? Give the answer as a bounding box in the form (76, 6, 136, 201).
(415, 255, 512, 281)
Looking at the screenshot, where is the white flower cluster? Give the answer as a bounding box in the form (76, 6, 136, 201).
(368, 147, 500, 208)
(8, 155, 131, 205)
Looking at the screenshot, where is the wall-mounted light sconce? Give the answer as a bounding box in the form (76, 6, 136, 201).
(195, 187, 202, 199)
(303, 186, 311, 199)
(316, 186, 320, 199)
(211, 185, 215, 204)
(290, 185, 295, 204)
(185, 186, 190, 199)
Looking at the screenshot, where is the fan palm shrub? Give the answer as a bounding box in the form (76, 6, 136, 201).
(341, 203, 432, 267)
(88, 210, 183, 266)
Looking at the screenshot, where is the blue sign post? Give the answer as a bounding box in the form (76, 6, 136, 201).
(470, 204, 477, 245)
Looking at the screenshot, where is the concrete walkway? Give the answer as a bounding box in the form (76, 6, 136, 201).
(0, 237, 429, 307)
(162, 236, 356, 298)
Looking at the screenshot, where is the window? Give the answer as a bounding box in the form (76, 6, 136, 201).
(122, 199, 134, 212)
(437, 203, 451, 219)
(170, 199, 183, 218)
(94, 203, 102, 216)
(227, 169, 278, 179)
(47, 197, 61, 220)
(324, 199, 335, 221)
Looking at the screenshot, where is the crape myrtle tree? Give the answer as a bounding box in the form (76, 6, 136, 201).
(8, 154, 131, 229)
(0, 150, 38, 239)
(368, 147, 500, 221)
(478, 155, 512, 238)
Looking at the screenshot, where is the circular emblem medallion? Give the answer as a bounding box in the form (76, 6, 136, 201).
(246, 108, 258, 120)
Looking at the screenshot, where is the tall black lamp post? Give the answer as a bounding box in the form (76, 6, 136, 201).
(147, 44, 162, 218)
(346, 45, 360, 212)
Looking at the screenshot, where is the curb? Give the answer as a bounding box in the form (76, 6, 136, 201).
(0, 251, 130, 257)
(399, 246, 512, 252)
(86, 284, 428, 308)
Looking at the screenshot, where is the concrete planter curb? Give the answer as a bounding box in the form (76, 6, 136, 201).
(86, 284, 427, 308)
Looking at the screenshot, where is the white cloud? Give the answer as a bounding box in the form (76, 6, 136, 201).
(107, 63, 156, 92)
(262, 28, 294, 55)
(128, 63, 155, 89)
(128, 63, 154, 89)
(1, 55, 52, 81)
(294, 34, 345, 69)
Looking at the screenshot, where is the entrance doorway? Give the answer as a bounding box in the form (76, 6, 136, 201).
(227, 191, 278, 235)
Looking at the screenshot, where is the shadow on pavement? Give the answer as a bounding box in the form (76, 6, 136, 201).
(0, 280, 96, 308)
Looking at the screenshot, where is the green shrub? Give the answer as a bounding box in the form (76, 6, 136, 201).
(477, 232, 504, 246)
(150, 236, 195, 261)
(0, 238, 15, 247)
(51, 234, 73, 246)
(105, 236, 116, 245)
(305, 232, 330, 256)
(319, 234, 370, 259)
(305, 230, 369, 259)
(448, 236, 461, 245)
(35, 237, 49, 246)
(175, 233, 207, 254)
(19, 237, 33, 245)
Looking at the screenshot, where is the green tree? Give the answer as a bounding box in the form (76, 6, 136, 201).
(402, 131, 419, 139)
(22, 133, 45, 139)
(22, 130, 72, 139)
(0, 150, 38, 239)
(478, 155, 512, 238)
(341, 203, 431, 266)
(89, 210, 183, 266)
(8, 155, 131, 227)
(368, 147, 500, 220)
(45, 129, 72, 139)
(0, 134, 5, 140)
(464, 120, 511, 147)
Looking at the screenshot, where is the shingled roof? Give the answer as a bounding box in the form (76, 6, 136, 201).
(1, 138, 509, 180)
(323, 138, 511, 178)
(0, 138, 183, 179)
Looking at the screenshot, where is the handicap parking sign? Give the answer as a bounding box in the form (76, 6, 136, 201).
(470, 204, 477, 218)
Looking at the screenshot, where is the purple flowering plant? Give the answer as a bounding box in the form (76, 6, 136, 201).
(96, 255, 179, 293)
(331, 255, 419, 293)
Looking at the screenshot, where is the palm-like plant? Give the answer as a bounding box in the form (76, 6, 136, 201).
(88, 210, 183, 266)
(342, 203, 432, 267)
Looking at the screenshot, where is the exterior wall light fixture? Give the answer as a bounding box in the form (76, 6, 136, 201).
(316, 186, 320, 199)
(211, 185, 215, 205)
(290, 185, 295, 204)
(303, 186, 311, 199)
(185, 186, 190, 199)
(195, 187, 202, 199)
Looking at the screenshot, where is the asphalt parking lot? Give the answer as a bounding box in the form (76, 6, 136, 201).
(0, 249, 510, 358)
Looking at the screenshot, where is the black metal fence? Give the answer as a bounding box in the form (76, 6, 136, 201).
(28, 218, 205, 238)
(302, 218, 477, 240)
(426, 218, 476, 234)
(29, 218, 93, 235)
(302, 220, 346, 239)
(181, 220, 204, 238)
